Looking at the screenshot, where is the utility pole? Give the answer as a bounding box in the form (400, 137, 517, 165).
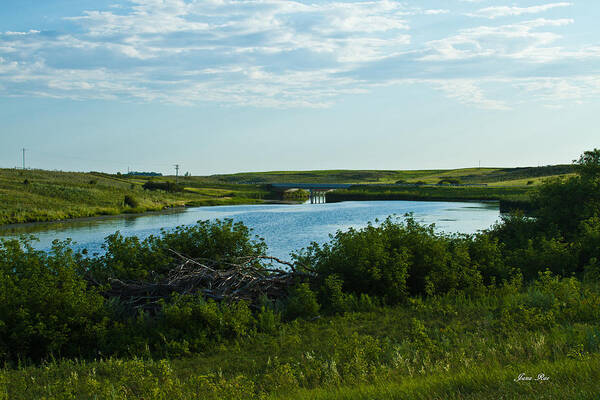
(22, 148, 27, 170)
(174, 164, 180, 184)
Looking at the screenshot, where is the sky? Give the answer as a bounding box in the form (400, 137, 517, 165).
(0, 0, 599, 175)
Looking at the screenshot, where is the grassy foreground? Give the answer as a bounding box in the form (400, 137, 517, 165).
(2, 277, 599, 399)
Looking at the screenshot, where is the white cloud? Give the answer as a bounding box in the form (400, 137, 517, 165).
(421, 18, 579, 63)
(0, 0, 416, 107)
(468, 2, 572, 19)
(513, 76, 600, 104)
(424, 9, 450, 15)
(3, 30, 41, 36)
(0, 0, 599, 110)
(428, 79, 510, 110)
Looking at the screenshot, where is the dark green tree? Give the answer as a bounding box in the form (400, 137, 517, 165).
(573, 148, 600, 180)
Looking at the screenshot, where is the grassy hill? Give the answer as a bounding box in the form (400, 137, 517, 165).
(206, 165, 573, 186)
(0, 169, 271, 225)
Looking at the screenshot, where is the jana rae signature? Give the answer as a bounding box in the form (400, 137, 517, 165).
(514, 373, 550, 382)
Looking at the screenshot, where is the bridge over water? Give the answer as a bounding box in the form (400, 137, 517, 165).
(270, 183, 352, 204)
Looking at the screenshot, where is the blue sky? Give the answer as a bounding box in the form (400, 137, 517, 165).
(1, 0, 598, 174)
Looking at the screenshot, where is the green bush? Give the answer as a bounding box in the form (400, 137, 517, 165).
(320, 274, 352, 314)
(285, 283, 320, 320)
(142, 181, 184, 192)
(296, 216, 487, 304)
(83, 219, 267, 281)
(295, 218, 411, 303)
(256, 306, 281, 334)
(124, 194, 139, 208)
(154, 295, 254, 355)
(0, 238, 107, 362)
(437, 178, 461, 185)
(466, 234, 509, 285)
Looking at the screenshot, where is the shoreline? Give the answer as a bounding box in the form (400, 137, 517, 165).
(0, 199, 302, 231)
(0, 198, 499, 232)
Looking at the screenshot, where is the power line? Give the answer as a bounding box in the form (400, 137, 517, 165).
(174, 164, 180, 183)
(11, 147, 188, 175)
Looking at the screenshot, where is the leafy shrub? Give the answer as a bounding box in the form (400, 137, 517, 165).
(83, 219, 267, 281)
(573, 148, 600, 179)
(256, 306, 280, 334)
(466, 234, 509, 285)
(0, 238, 106, 362)
(155, 295, 254, 354)
(297, 216, 487, 303)
(142, 181, 184, 192)
(296, 217, 411, 303)
(437, 178, 461, 185)
(320, 274, 352, 314)
(285, 283, 320, 320)
(282, 190, 309, 201)
(124, 194, 139, 208)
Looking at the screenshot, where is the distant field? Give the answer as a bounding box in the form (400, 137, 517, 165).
(206, 165, 573, 186)
(207, 169, 445, 184)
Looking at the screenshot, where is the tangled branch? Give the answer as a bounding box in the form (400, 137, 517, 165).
(102, 250, 315, 313)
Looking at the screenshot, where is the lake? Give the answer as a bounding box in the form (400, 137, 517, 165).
(0, 200, 501, 260)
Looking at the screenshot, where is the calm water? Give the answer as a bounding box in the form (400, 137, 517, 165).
(0, 201, 500, 260)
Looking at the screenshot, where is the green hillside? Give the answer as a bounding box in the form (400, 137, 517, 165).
(0, 168, 270, 225)
(207, 165, 573, 186)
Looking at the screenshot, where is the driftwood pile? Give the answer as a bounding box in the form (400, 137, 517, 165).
(103, 250, 314, 313)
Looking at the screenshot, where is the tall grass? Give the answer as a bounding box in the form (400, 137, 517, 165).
(1, 279, 598, 399)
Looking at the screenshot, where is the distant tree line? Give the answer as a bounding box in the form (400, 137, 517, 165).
(142, 181, 184, 192)
(126, 171, 163, 177)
